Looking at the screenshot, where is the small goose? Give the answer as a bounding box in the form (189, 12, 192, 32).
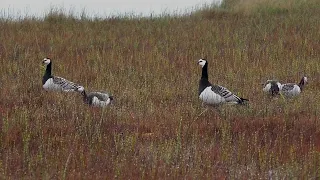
(198, 59, 248, 106)
(42, 58, 82, 92)
(76, 86, 114, 107)
(280, 76, 308, 97)
(262, 80, 281, 96)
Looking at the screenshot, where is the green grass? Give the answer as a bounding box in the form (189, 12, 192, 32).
(0, 0, 320, 178)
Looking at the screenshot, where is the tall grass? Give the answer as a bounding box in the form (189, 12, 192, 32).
(0, 0, 320, 178)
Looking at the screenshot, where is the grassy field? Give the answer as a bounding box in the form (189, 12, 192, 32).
(0, 0, 320, 178)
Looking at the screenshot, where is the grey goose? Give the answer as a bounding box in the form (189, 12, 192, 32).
(42, 58, 82, 92)
(77, 86, 113, 107)
(198, 59, 248, 106)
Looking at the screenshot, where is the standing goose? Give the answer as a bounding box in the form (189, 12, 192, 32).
(76, 86, 114, 107)
(280, 76, 308, 97)
(42, 58, 82, 92)
(198, 59, 248, 106)
(262, 80, 281, 96)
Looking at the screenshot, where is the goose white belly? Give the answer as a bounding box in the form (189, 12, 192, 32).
(281, 85, 301, 97)
(199, 86, 225, 105)
(43, 78, 64, 91)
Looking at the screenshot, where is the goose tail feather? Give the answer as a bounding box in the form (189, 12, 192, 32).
(239, 98, 249, 105)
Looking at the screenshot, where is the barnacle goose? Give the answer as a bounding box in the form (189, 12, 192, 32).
(77, 86, 114, 107)
(262, 80, 281, 96)
(198, 59, 248, 106)
(280, 76, 308, 97)
(42, 58, 82, 92)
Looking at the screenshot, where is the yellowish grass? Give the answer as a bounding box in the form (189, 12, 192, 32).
(222, 0, 320, 14)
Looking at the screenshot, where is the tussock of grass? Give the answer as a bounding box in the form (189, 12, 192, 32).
(0, 0, 320, 178)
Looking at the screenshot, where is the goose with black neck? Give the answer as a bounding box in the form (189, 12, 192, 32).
(42, 58, 82, 92)
(198, 58, 248, 106)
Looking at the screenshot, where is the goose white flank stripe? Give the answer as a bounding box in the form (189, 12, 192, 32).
(198, 58, 248, 106)
(262, 80, 281, 96)
(42, 58, 82, 92)
(77, 86, 113, 107)
(280, 76, 307, 97)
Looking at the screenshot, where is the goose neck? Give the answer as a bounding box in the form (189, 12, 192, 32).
(201, 63, 209, 80)
(298, 78, 306, 90)
(42, 62, 52, 84)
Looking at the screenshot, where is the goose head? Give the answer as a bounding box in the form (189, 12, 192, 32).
(302, 76, 308, 84)
(42, 58, 51, 65)
(198, 58, 207, 68)
(76, 86, 85, 94)
(299, 76, 308, 88)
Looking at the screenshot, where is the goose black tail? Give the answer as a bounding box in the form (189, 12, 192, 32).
(239, 98, 249, 105)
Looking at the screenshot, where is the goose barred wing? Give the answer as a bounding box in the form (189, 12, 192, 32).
(53, 76, 80, 91)
(281, 84, 295, 91)
(211, 85, 242, 102)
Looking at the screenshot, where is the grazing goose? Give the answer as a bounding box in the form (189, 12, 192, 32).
(198, 59, 248, 106)
(280, 76, 308, 97)
(262, 80, 281, 96)
(76, 86, 114, 107)
(42, 58, 81, 92)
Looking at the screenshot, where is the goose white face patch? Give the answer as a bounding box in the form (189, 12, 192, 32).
(198, 59, 206, 68)
(303, 77, 308, 83)
(199, 86, 225, 105)
(43, 58, 51, 65)
(77, 86, 85, 92)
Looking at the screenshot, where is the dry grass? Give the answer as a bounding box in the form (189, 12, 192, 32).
(220, 0, 320, 14)
(0, 0, 320, 178)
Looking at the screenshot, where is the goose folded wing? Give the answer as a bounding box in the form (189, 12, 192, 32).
(281, 84, 295, 91)
(52, 76, 80, 91)
(211, 85, 242, 102)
